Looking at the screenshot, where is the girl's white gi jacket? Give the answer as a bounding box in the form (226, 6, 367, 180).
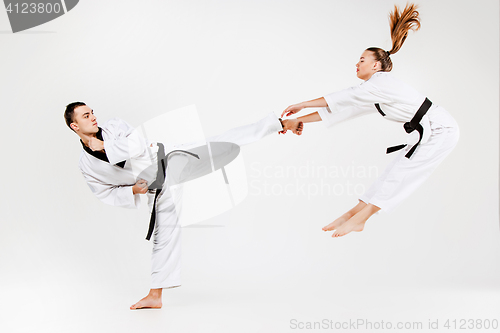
(317, 71, 438, 145)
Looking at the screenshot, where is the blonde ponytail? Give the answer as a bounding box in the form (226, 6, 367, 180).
(366, 3, 421, 72)
(388, 3, 421, 55)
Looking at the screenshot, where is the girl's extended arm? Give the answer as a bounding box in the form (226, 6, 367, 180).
(281, 97, 327, 117)
(297, 112, 321, 123)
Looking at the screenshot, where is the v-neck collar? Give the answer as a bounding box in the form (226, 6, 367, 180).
(80, 127, 126, 168)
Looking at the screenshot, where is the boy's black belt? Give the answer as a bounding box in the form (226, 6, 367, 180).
(375, 97, 432, 159)
(145, 143, 199, 241)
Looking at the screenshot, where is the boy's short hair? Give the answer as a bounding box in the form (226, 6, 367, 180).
(64, 101, 86, 131)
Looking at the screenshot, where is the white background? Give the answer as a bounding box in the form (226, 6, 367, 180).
(0, 1, 498, 332)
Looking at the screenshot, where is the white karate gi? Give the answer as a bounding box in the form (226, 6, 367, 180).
(317, 71, 459, 212)
(79, 113, 283, 289)
(79, 119, 152, 210)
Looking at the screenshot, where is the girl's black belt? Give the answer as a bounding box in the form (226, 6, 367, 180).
(375, 97, 432, 159)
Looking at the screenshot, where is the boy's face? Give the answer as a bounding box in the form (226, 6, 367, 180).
(71, 105, 99, 134)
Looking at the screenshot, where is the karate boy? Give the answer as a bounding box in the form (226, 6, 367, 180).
(64, 102, 303, 309)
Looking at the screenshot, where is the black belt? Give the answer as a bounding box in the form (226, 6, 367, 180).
(145, 143, 199, 241)
(375, 98, 432, 159)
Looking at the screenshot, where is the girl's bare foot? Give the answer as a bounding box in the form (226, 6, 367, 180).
(331, 214, 367, 237)
(323, 200, 367, 231)
(130, 289, 162, 310)
(331, 204, 380, 238)
(322, 213, 351, 231)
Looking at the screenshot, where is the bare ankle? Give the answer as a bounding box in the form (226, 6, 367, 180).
(344, 211, 355, 219)
(148, 288, 162, 298)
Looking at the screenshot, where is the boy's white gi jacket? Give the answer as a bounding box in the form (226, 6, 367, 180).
(78, 118, 158, 209)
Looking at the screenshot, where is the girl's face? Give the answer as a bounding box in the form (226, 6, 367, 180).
(356, 50, 381, 80)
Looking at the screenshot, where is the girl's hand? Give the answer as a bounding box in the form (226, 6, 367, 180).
(281, 103, 304, 118)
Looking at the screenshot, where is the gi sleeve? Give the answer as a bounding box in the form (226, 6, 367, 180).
(80, 170, 140, 209)
(317, 105, 374, 127)
(319, 81, 388, 127)
(103, 118, 147, 165)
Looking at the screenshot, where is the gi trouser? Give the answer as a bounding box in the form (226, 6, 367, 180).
(146, 113, 283, 289)
(359, 106, 459, 212)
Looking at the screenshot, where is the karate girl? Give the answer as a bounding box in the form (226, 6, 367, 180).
(281, 3, 459, 237)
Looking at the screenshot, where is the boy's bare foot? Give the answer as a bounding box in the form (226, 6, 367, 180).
(130, 289, 162, 310)
(281, 119, 304, 135)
